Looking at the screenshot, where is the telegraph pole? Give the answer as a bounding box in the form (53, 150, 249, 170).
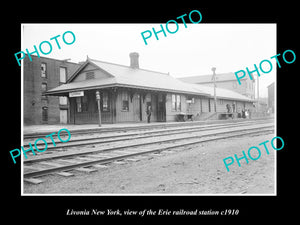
(212, 67, 217, 112)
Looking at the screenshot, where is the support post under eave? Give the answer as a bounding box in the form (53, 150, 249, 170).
(96, 90, 101, 127)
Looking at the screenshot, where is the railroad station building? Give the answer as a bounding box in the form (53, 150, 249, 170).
(44, 52, 254, 124)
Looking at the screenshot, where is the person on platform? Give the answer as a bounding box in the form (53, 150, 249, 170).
(242, 109, 246, 118)
(226, 104, 231, 113)
(245, 109, 249, 118)
(146, 105, 152, 123)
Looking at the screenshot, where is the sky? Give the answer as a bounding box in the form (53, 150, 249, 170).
(22, 23, 276, 98)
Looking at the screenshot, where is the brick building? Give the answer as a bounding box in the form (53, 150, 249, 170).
(179, 72, 255, 100)
(23, 55, 80, 125)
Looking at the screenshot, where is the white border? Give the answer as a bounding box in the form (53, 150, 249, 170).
(21, 23, 277, 196)
(21, 24, 24, 194)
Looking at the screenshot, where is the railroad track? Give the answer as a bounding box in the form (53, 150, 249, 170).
(23, 121, 274, 184)
(23, 117, 274, 140)
(23, 119, 273, 150)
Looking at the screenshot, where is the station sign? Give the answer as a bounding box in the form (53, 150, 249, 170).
(69, 91, 84, 97)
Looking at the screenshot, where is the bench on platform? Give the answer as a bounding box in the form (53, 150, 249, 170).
(219, 113, 234, 119)
(176, 112, 194, 122)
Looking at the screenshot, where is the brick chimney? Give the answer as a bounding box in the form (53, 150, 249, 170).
(129, 52, 139, 69)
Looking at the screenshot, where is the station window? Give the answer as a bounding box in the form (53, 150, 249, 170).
(82, 95, 88, 112)
(172, 94, 181, 111)
(158, 93, 163, 102)
(121, 91, 129, 111)
(76, 96, 88, 112)
(76, 97, 82, 112)
(42, 106, 48, 122)
(59, 96, 68, 105)
(41, 63, 47, 78)
(102, 92, 110, 112)
(146, 93, 152, 108)
(172, 94, 176, 110)
(60, 67, 67, 83)
(41, 82, 47, 93)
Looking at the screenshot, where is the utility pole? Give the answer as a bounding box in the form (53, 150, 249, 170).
(95, 90, 101, 127)
(256, 74, 260, 112)
(211, 67, 217, 112)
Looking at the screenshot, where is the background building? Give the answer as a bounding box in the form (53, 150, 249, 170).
(267, 82, 275, 113)
(23, 55, 80, 125)
(179, 72, 255, 100)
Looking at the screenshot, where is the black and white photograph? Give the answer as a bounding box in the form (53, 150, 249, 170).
(4, 5, 296, 223)
(21, 23, 276, 195)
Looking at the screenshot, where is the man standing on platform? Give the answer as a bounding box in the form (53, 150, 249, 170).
(146, 105, 151, 123)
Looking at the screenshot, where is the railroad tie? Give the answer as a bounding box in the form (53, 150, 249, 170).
(125, 158, 140, 162)
(163, 150, 175, 154)
(23, 165, 43, 172)
(38, 161, 64, 167)
(95, 153, 122, 158)
(148, 152, 161, 157)
(24, 178, 43, 184)
(74, 167, 97, 173)
(112, 150, 136, 155)
(57, 159, 83, 164)
(77, 156, 99, 161)
(112, 160, 126, 165)
(92, 164, 108, 168)
(134, 156, 149, 160)
(55, 171, 74, 177)
(91, 154, 115, 159)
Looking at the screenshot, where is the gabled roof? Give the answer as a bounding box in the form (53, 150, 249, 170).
(179, 72, 247, 84)
(191, 84, 253, 102)
(46, 57, 253, 102)
(46, 58, 210, 96)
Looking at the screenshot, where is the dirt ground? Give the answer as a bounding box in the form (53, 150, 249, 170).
(23, 133, 275, 195)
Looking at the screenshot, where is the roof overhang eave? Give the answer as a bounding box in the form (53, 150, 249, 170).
(45, 83, 211, 97)
(45, 83, 118, 96)
(216, 96, 254, 102)
(114, 83, 211, 97)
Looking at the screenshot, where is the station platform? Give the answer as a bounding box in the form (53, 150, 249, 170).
(24, 121, 171, 135)
(23, 116, 274, 137)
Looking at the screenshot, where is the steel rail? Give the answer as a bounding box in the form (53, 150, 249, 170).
(23, 127, 274, 178)
(23, 117, 274, 139)
(24, 120, 274, 150)
(23, 124, 274, 179)
(24, 123, 274, 164)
